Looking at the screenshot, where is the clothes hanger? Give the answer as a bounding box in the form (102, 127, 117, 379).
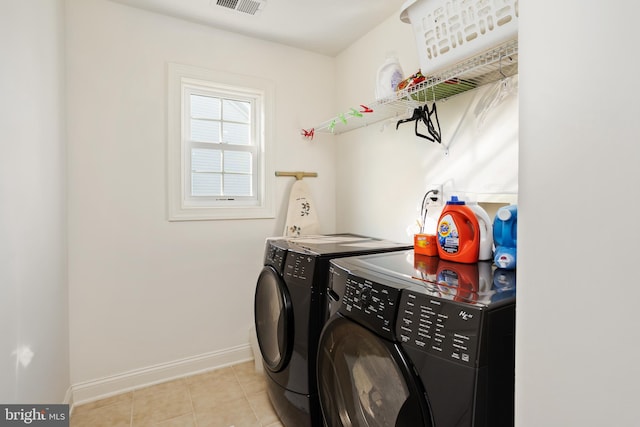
(396, 108, 423, 130)
(423, 102, 441, 143)
(396, 107, 435, 142)
(396, 85, 442, 143)
(415, 105, 438, 142)
(421, 85, 442, 143)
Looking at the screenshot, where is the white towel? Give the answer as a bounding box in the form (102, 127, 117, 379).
(283, 180, 320, 237)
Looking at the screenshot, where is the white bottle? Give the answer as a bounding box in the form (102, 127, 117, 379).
(468, 203, 494, 261)
(375, 53, 404, 100)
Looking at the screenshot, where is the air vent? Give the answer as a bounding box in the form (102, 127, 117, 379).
(215, 0, 265, 15)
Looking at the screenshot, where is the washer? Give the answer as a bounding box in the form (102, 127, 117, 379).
(254, 234, 411, 427)
(317, 250, 516, 426)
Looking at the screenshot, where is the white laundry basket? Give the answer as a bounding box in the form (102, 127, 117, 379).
(400, 0, 519, 74)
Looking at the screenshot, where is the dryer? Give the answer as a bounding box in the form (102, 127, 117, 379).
(254, 234, 411, 427)
(317, 250, 516, 426)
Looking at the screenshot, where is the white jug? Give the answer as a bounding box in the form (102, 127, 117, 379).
(468, 204, 494, 261)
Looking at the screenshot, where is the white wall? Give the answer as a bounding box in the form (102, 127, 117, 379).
(333, 14, 518, 243)
(66, 0, 336, 399)
(0, 0, 70, 403)
(516, 1, 640, 426)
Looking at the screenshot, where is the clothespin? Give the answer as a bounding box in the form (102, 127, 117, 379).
(301, 128, 315, 140)
(349, 108, 363, 118)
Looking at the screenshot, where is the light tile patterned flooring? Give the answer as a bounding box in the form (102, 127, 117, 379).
(70, 361, 283, 427)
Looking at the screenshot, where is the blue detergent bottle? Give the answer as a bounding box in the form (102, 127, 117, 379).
(493, 205, 517, 269)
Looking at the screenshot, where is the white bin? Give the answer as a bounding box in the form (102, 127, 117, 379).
(400, 0, 519, 75)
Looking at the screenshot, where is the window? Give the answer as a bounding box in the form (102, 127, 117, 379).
(186, 89, 254, 201)
(168, 63, 274, 220)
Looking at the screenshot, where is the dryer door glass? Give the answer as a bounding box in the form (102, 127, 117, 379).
(317, 316, 431, 427)
(254, 266, 293, 372)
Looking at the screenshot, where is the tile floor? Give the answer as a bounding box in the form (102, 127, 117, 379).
(70, 361, 283, 427)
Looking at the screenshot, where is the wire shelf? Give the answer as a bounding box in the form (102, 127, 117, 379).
(313, 39, 518, 135)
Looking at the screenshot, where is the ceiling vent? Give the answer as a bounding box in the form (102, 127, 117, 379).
(215, 0, 266, 15)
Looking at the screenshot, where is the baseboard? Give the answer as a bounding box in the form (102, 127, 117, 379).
(63, 386, 73, 405)
(64, 385, 74, 416)
(71, 344, 253, 406)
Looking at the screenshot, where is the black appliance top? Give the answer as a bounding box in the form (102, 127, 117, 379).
(270, 234, 411, 258)
(330, 250, 516, 308)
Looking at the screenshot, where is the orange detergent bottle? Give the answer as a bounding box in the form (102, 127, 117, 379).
(437, 195, 480, 263)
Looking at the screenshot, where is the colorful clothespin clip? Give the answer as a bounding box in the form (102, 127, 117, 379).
(349, 108, 363, 118)
(301, 128, 315, 140)
(360, 104, 374, 113)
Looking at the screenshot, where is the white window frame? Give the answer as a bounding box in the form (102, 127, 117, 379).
(168, 63, 275, 221)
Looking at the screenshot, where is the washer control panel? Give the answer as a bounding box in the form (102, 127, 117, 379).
(397, 290, 482, 367)
(340, 274, 402, 340)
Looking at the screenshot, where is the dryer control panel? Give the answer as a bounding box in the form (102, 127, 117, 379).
(264, 240, 288, 273)
(339, 274, 401, 341)
(284, 252, 316, 287)
(397, 291, 483, 367)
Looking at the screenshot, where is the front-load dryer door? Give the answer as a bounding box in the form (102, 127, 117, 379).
(317, 315, 432, 427)
(254, 266, 293, 372)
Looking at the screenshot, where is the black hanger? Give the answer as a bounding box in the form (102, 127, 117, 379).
(423, 103, 441, 144)
(396, 106, 431, 141)
(396, 105, 442, 143)
(396, 108, 423, 130)
(414, 105, 437, 142)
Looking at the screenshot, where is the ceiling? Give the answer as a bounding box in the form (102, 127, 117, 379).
(111, 0, 408, 56)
